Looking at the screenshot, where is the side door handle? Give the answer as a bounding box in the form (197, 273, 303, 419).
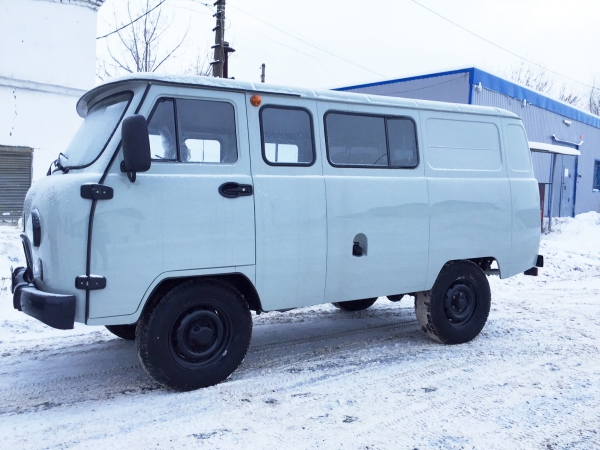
(219, 182, 253, 198)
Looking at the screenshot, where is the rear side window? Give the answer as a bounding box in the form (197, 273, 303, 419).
(147, 97, 238, 163)
(388, 118, 419, 167)
(260, 106, 315, 165)
(325, 112, 418, 168)
(505, 124, 532, 172)
(426, 118, 501, 171)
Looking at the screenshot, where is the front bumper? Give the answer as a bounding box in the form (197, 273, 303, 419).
(10, 239, 76, 330)
(18, 286, 76, 330)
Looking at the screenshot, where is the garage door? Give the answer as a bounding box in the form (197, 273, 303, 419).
(0, 146, 32, 220)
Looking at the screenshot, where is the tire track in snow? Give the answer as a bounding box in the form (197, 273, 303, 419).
(0, 308, 420, 415)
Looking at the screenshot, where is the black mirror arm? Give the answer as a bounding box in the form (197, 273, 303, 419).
(120, 160, 137, 183)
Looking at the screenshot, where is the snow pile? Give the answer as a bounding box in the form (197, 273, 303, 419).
(541, 212, 600, 281)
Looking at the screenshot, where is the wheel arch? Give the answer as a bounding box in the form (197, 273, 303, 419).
(140, 273, 263, 320)
(426, 257, 501, 290)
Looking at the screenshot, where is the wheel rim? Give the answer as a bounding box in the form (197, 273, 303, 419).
(443, 280, 477, 325)
(170, 303, 231, 368)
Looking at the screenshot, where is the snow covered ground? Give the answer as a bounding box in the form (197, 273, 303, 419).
(1, 214, 599, 449)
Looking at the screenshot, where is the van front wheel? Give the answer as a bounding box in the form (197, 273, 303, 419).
(332, 298, 377, 311)
(136, 279, 252, 391)
(415, 261, 490, 344)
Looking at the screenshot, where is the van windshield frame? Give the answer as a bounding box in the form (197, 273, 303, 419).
(61, 91, 133, 170)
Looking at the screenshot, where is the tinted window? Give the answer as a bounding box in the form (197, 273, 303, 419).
(177, 99, 237, 163)
(261, 107, 314, 165)
(388, 119, 418, 168)
(326, 113, 388, 166)
(147, 98, 237, 163)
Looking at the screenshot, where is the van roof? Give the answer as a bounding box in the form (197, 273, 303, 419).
(78, 73, 520, 120)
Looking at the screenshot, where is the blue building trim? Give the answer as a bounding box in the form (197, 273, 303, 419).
(336, 68, 474, 92)
(468, 69, 473, 105)
(470, 68, 600, 129)
(337, 68, 600, 129)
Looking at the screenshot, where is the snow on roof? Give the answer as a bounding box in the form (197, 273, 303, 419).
(529, 141, 581, 156)
(78, 73, 519, 120)
(41, 0, 106, 10)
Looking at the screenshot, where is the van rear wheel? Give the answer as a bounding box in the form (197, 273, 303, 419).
(136, 279, 252, 391)
(332, 298, 377, 311)
(105, 324, 136, 340)
(415, 261, 490, 344)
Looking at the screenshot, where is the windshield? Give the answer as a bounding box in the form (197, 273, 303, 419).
(62, 92, 132, 168)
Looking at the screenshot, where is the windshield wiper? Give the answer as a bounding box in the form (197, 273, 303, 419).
(47, 152, 70, 175)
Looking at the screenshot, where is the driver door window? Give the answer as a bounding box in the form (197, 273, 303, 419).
(147, 97, 238, 163)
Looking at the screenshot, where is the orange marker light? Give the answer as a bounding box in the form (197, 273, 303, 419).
(250, 95, 262, 107)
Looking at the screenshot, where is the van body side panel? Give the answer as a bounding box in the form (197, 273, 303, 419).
(89, 87, 255, 319)
(319, 103, 429, 301)
(247, 96, 327, 311)
(503, 119, 541, 277)
(86, 265, 256, 326)
(422, 113, 511, 288)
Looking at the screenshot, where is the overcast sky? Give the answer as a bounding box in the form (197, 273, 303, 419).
(96, 0, 600, 97)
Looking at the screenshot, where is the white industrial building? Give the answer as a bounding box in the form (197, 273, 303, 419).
(0, 0, 105, 219)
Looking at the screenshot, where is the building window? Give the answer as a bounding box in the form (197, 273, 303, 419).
(593, 160, 600, 192)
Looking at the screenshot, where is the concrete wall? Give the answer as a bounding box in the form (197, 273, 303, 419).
(0, 0, 104, 180)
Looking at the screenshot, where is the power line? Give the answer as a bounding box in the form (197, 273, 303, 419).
(409, 0, 597, 91)
(226, 3, 387, 79)
(96, 0, 168, 40)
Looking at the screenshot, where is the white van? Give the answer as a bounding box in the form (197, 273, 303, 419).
(10, 75, 542, 391)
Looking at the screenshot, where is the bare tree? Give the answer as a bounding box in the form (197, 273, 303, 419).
(506, 62, 586, 108)
(558, 83, 582, 106)
(97, 0, 191, 79)
(589, 81, 600, 116)
(186, 50, 212, 77)
(510, 62, 554, 94)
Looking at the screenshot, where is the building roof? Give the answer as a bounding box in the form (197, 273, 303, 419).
(337, 68, 600, 129)
(40, 0, 106, 10)
(77, 73, 519, 120)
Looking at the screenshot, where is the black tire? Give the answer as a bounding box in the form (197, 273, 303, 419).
(105, 324, 136, 340)
(415, 260, 490, 344)
(332, 298, 377, 311)
(136, 279, 252, 391)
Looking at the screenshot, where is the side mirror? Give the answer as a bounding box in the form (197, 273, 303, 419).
(121, 114, 151, 183)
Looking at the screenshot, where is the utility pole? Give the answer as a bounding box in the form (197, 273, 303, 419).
(210, 0, 225, 78)
(260, 63, 265, 83)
